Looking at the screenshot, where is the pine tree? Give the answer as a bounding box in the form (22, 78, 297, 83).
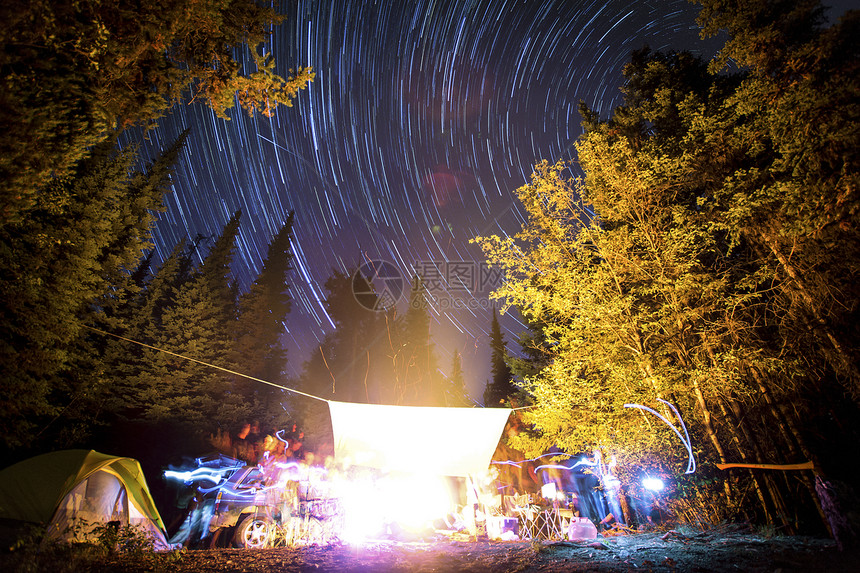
(0, 1, 314, 226)
(299, 268, 388, 405)
(483, 308, 515, 407)
(395, 276, 444, 406)
(0, 133, 182, 449)
(105, 241, 194, 422)
(444, 349, 470, 406)
(120, 212, 248, 437)
(293, 267, 394, 448)
(232, 213, 295, 419)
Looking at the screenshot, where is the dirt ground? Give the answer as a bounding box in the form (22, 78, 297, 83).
(98, 527, 859, 572)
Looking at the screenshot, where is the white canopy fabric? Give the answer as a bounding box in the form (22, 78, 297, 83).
(328, 401, 512, 477)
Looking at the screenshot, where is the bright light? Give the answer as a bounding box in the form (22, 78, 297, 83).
(337, 471, 455, 543)
(328, 401, 512, 476)
(643, 477, 664, 492)
(540, 482, 557, 499)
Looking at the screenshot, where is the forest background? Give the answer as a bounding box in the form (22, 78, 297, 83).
(0, 0, 858, 541)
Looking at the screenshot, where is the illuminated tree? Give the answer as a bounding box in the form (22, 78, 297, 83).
(475, 0, 859, 532)
(694, 0, 860, 394)
(475, 158, 711, 466)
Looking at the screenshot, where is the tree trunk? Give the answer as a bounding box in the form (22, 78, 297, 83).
(722, 391, 793, 533)
(757, 231, 859, 393)
(692, 377, 733, 503)
(695, 339, 734, 501)
(753, 410, 796, 535)
(750, 367, 832, 535)
(718, 399, 774, 526)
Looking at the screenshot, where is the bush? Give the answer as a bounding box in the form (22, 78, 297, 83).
(0, 519, 183, 573)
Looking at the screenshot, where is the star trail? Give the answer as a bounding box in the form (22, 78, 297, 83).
(121, 0, 722, 400)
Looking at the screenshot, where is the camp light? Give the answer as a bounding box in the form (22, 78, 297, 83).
(642, 477, 664, 492)
(540, 482, 557, 499)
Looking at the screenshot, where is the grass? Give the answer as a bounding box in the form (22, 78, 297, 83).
(0, 520, 184, 573)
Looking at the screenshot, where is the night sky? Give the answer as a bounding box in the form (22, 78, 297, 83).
(118, 0, 731, 402)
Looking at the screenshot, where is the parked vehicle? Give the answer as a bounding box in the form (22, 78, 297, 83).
(169, 456, 342, 548)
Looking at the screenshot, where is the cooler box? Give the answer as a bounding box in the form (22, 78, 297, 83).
(568, 517, 598, 540)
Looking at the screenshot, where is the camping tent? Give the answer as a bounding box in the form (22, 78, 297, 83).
(0, 450, 171, 550)
(328, 401, 512, 477)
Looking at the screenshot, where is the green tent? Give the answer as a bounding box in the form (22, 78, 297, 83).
(0, 450, 171, 549)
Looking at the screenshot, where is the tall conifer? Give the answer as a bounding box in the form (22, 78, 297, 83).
(483, 308, 515, 407)
(0, 134, 182, 448)
(233, 213, 295, 417)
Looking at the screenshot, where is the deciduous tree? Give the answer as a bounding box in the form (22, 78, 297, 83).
(474, 0, 859, 532)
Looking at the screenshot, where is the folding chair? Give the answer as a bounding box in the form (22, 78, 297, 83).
(513, 504, 540, 539)
(537, 507, 564, 540)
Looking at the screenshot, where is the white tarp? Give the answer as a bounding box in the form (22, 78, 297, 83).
(328, 401, 512, 477)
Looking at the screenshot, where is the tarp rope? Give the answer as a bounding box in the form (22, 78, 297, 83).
(83, 325, 328, 403)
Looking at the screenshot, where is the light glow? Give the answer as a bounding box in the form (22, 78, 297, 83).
(328, 401, 512, 477)
(337, 471, 456, 543)
(165, 403, 512, 548)
(642, 477, 664, 492)
(163, 466, 236, 484)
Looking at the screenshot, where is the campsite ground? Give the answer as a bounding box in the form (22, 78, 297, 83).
(83, 526, 859, 572)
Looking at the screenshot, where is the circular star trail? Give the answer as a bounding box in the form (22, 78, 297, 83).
(122, 0, 721, 400)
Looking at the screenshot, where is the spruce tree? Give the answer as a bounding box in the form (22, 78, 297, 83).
(104, 241, 193, 423)
(483, 308, 515, 407)
(0, 0, 314, 226)
(293, 268, 392, 448)
(395, 276, 444, 406)
(445, 349, 470, 406)
(127, 212, 247, 436)
(299, 268, 388, 405)
(0, 133, 182, 449)
(232, 213, 296, 419)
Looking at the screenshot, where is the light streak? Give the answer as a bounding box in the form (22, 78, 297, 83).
(116, 0, 712, 386)
(624, 399, 696, 474)
(163, 467, 235, 484)
(534, 463, 574, 472)
(491, 451, 573, 468)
